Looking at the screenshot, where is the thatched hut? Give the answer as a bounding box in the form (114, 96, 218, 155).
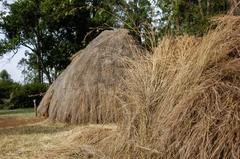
(37, 29, 141, 124)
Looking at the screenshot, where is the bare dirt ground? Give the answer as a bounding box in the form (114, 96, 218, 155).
(0, 116, 44, 128)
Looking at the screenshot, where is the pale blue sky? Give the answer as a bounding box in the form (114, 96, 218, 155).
(0, 49, 26, 82)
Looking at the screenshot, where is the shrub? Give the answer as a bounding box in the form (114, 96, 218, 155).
(0, 80, 18, 99)
(0, 80, 19, 109)
(8, 83, 48, 109)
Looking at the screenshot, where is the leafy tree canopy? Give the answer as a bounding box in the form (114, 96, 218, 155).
(158, 0, 229, 35)
(0, 0, 125, 84)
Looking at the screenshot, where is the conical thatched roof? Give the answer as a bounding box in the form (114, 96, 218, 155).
(37, 29, 142, 124)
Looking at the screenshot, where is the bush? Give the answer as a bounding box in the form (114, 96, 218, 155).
(8, 83, 48, 109)
(0, 80, 19, 109)
(0, 80, 19, 99)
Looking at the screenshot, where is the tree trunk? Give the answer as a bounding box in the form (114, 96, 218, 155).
(35, 50, 52, 84)
(36, 55, 42, 84)
(39, 57, 52, 84)
(34, 28, 53, 84)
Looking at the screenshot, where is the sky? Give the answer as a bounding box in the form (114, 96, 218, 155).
(0, 49, 26, 83)
(0, 0, 26, 83)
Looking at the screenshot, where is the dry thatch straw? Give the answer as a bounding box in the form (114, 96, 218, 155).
(37, 29, 142, 124)
(228, 0, 240, 15)
(109, 16, 240, 159)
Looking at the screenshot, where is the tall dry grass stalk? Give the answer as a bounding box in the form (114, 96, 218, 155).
(106, 16, 240, 159)
(229, 0, 240, 15)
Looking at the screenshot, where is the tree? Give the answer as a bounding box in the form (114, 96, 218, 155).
(157, 0, 230, 35)
(122, 0, 158, 48)
(0, 0, 52, 83)
(9, 82, 47, 109)
(0, 72, 16, 109)
(0, 0, 125, 84)
(0, 69, 11, 81)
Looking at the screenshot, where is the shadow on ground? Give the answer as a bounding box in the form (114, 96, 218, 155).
(0, 124, 73, 135)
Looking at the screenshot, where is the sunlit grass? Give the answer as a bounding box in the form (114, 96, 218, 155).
(0, 108, 34, 117)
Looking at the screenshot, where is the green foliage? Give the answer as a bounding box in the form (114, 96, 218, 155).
(158, 0, 229, 36)
(0, 0, 121, 84)
(0, 79, 47, 109)
(124, 0, 153, 44)
(8, 82, 48, 109)
(0, 79, 19, 109)
(0, 69, 12, 81)
(0, 80, 18, 99)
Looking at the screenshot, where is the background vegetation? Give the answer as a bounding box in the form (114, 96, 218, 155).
(0, 0, 233, 109)
(0, 69, 47, 109)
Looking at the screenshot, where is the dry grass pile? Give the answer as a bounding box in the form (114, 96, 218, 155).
(37, 29, 142, 124)
(107, 16, 240, 158)
(41, 124, 117, 159)
(229, 0, 240, 15)
(0, 118, 117, 159)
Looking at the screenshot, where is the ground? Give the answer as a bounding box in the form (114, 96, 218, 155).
(0, 109, 43, 128)
(0, 109, 116, 159)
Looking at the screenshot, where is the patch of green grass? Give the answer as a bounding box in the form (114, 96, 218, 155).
(0, 108, 34, 117)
